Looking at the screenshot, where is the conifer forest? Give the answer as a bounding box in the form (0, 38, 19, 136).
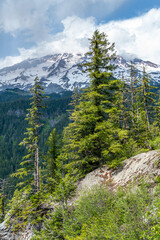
(1, 30, 160, 239)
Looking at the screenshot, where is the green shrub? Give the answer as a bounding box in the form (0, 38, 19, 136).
(32, 183, 158, 240)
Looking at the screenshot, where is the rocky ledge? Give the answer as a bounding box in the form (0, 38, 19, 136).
(77, 150, 160, 193)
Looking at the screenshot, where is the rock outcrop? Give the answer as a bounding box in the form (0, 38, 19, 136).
(0, 221, 33, 240)
(77, 150, 160, 193)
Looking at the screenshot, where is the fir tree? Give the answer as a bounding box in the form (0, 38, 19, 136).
(37, 129, 77, 239)
(0, 178, 7, 222)
(62, 30, 127, 174)
(134, 67, 157, 147)
(13, 77, 45, 193)
(7, 77, 47, 231)
(140, 66, 157, 130)
(126, 63, 157, 149)
(45, 129, 77, 206)
(45, 128, 61, 193)
(155, 91, 160, 130)
(129, 61, 139, 128)
(119, 73, 130, 130)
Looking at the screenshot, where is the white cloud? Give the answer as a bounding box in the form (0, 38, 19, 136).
(21, 16, 96, 56)
(99, 8, 160, 63)
(0, 56, 22, 69)
(0, 0, 53, 40)
(0, 0, 126, 40)
(1, 8, 160, 68)
(0, 16, 96, 68)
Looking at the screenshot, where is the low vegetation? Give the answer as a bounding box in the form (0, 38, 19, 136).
(32, 183, 160, 240)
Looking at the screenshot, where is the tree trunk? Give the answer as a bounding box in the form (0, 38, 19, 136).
(34, 147, 40, 193)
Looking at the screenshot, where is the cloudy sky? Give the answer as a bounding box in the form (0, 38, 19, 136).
(0, 0, 160, 68)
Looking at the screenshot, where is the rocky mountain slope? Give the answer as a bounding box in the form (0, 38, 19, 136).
(0, 150, 160, 239)
(0, 53, 160, 93)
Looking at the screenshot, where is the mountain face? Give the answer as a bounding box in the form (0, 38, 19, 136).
(0, 53, 160, 93)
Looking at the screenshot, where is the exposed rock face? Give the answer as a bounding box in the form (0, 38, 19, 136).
(0, 222, 33, 240)
(77, 150, 160, 193)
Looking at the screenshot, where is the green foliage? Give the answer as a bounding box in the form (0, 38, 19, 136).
(6, 185, 48, 232)
(32, 206, 67, 240)
(62, 30, 127, 175)
(128, 65, 158, 149)
(44, 129, 61, 193)
(0, 90, 71, 180)
(6, 78, 49, 231)
(141, 184, 160, 239)
(44, 128, 77, 205)
(13, 77, 46, 193)
(155, 175, 160, 183)
(0, 194, 5, 222)
(31, 127, 77, 238)
(149, 135, 160, 150)
(33, 183, 160, 240)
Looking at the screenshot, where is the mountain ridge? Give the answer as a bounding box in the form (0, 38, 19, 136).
(0, 53, 160, 93)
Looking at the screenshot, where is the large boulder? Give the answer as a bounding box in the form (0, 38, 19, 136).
(77, 150, 160, 193)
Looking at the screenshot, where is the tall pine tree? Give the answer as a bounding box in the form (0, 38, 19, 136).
(13, 77, 45, 193)
(62, 30, 126, 175)
(45, 128, 61, 193)
(7, 77, 47, 231)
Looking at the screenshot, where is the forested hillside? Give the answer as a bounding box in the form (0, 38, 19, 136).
(0, 89, 72, 179)
(1, 30, 160, 240)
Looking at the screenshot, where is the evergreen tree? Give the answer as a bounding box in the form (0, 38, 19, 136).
(35, 130, 77, 239)
(62, 30, 127, 174)
(13, 77, 45, 193)
(155, 91, 160, 130)
(129, 61, 139, 129)
(69, 87, 81, 112)
(0, 178, 7, 222)
(45, 128, 61, 193)
(45, 128, 77, 206)
(7, 77, 47, 231)
(119, 73, 130, 130)
(134, 67, 157, 147)
(139, 66, 157, 130)
(125, 63, 158, 149)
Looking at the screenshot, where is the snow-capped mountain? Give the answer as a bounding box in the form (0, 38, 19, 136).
(0, 53, 160, 93)
(114, 56, 160, 85)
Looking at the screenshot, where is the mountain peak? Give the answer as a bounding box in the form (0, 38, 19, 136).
(0, 54, 160, 93)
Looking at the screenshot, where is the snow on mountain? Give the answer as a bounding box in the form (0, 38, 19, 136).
(114, 56, 160, 84)
(0, 53, 160, 93)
